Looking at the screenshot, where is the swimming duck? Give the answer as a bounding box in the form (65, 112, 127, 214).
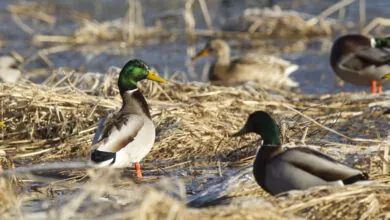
(192, 39, 299, 88)
(90, 59, 165, 179)
(232, 111, 368, 195)
(330, 34, 390, 94)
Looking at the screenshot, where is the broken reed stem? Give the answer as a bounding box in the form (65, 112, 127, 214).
(11, 14, 35, 35)
(135, 0, 144, 27)
(127, 0, 135, 44)
(282, 104, 381, 143)
(362, 17, 390, 35)
(359, 0, 366, 31)
(184, 0, 196, 39)
(198, 0, 213, 30)
(301, 127, 309, 145)
(307, 0, 357, 25)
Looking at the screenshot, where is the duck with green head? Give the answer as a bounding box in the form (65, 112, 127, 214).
(233, 111, 368, 195)
(330, 34, 390, 94)
(90, 59, 165, 179)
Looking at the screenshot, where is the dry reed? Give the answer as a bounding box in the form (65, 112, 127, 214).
(0, 67, 388, 219)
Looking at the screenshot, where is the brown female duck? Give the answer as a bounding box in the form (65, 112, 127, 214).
(192, 39, 299, 88)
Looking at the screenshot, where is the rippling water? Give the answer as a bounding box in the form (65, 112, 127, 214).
(0, 0, 389, 94)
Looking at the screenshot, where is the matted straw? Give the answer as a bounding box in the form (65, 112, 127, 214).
(0, 68, 388, 219)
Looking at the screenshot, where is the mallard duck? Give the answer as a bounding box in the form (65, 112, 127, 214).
(330, 34, 390, 94)
(90, 59, 165, 179)
(232, 111, 368, 195)
(192, 39, 299, 88)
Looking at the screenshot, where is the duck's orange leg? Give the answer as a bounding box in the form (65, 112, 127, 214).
(135, 162, 143, 179)
(377, 85, 382, 93)
(371, 80, 377, 94)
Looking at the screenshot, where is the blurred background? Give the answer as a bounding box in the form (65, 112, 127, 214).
(0, 0, 389, 94)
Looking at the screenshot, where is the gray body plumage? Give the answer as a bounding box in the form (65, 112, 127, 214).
(255, 146, 367, 195)
(330, 35, 390, 86)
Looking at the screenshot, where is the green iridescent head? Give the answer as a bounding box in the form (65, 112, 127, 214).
(232, 111, 281, 146)
(373, 37, 390, 48)
(118, 59, 165, 94)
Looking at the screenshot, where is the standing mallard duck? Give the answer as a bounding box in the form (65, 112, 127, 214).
(90, 59, 165, 179)
(192, 39, 299, 88)
(232, 111, 368, 195)
(330, 34, 390, 94)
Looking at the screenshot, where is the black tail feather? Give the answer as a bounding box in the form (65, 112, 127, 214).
(342, 172, 369, 185)
(90, 149, 116, 164)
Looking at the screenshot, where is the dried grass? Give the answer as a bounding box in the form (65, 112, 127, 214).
(28, 0, 172, 47)
(0, 68, 389, 219)
(221, 6, 339, 38)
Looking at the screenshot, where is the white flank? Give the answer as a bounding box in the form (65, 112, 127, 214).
(113, 115, 155, 168)
(327, 180, 344, 186)
(370, 38, 376, 48)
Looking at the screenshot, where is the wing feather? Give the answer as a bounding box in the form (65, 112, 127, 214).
(93, 111, 144, 152)
(93, 116, 108, 145)
(279, 147, 362, 181)
(355, 47, 390, 64)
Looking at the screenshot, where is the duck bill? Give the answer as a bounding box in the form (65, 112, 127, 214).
(192, 49, 209, 61)
(231, 127, 248, 137)
(382, 73, 390, 80)
(146, 71, 166, 83)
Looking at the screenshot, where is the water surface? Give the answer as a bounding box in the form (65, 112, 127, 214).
(1, 0, 389, 94)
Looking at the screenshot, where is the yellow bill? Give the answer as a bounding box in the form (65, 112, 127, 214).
(192, 49, 210, 61)
(382, 73, 390, 80)
(146, 71, 166, 83)
(0, 122, 4, 127)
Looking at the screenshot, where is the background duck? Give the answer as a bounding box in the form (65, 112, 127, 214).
(90, 59, 165, 179)
(330, 34, 390, 94)
(192, 39, 299, 89)
(232, 111, 368, 196)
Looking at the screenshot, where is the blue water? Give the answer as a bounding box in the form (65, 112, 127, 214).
(0, 0, 389, 94)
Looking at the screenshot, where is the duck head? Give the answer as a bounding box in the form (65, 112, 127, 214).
(192, 39, 230, 61)
(232, 111, 281, 146)
(118, 59, 166, 95)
